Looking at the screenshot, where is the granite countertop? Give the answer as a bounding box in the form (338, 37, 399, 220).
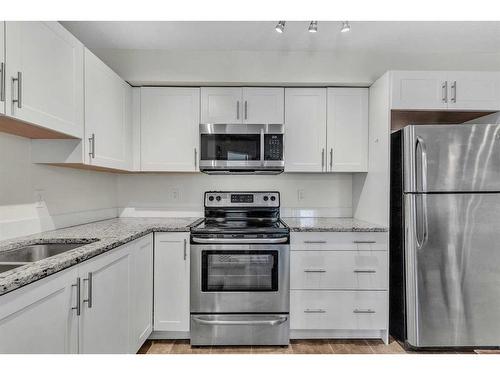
(0, 217, 200, 296)
(282, 217, 388, 232)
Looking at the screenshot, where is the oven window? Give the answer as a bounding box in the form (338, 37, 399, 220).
(200, 134, 261, 161)
(201, 250, 278, 292)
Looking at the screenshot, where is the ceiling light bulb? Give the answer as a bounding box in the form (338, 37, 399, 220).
(275, 21, 286, 33)
(308, 21, 318, 33)
(341, 21, 351, 33)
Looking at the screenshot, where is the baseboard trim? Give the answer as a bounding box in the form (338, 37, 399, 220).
(149, 331, 190, 340)
(290, 329, 385, 340)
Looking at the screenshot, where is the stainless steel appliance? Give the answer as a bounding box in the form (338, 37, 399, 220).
(390, 124, 500, 348)
(199, 124, 284, 174)
(190, 191, 290, 346)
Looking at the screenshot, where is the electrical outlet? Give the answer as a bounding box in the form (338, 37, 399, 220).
(172, 189, 181, 201)
(297, 189, 305, 201)
(34, 189, 45, 208)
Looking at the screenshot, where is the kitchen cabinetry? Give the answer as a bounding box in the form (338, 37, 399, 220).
(85, 49, 132, 170)
(200, 87, 284, 124)
(140, 87, 200, 171)
(154, 232, 190, 334)
(391, 71, 500, 111)
(0, 267, 79, 354)
(0, 22, 5, 115)
(289, 231, 388, 341)
(4, 21, 84, 137)
(285, 88, 368, 173)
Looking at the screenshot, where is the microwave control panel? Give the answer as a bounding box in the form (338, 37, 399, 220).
(264, 134, 283, 161)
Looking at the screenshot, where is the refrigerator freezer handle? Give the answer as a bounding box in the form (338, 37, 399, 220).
(415, 136, 428, 192)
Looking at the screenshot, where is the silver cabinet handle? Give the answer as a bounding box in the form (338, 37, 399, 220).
(183, 238, 187, 260)
(304, 240, 327, 244)
(304, 309, 326, 313)
(194, 148, 197, 168)
(304, 268, 326, 273)
(244, 100, 248, 120)
(88, 133, 95, 159)
(321, 148, 325, 170)
(442, 81, 448, 103)
(71, 277, 81, 316)
(330, 148, 333, 170)
(12, 71, 22, 109)
(236, 100, 240, 120)
(451, 80, 457, 103)
(353, 240, 376, 244)
(0, 62, 5, 102)
(193, 316, 287, 326)
(353, 309, 376, 314)
(353, 269, 377, 273)
(83, 272, 93, 308)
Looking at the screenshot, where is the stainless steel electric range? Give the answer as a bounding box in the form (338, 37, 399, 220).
(190, 191, 290, 346)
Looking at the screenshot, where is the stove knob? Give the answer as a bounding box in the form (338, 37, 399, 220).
(263, 196, 269, 201)
(208, 196, 214, 202)
(270, 196, 276, 201)
(216, 196, 221, 201)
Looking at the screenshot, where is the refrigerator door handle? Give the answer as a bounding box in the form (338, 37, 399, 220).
(415, 194, 429, 249)
(415, 136, 428, 192)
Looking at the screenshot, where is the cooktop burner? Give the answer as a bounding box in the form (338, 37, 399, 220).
(192, 218, 288, 233)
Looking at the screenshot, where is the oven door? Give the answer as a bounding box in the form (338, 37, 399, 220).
(190, 244, 290, 313)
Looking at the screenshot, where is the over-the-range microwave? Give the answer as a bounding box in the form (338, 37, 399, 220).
(199, 124, 284, 175)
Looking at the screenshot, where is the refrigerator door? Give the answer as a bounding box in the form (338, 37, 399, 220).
(404, 124, 500, 193)
(405, 192, 500, 347)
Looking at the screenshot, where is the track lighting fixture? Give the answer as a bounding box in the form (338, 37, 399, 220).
(275, 21, 286, 33)
(308, 21, 318, 33)
(341, 21, 351, 33)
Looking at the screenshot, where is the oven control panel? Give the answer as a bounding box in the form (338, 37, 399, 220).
(205, 192, 280, 207)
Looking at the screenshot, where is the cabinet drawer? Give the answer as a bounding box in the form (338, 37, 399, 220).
(290, 290, 387, 330)
(291, 232, 388, 251)
(291, 251, 387, 290)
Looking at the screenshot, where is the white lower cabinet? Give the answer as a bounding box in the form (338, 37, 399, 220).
(0, 267, 79, 354)
(0, 234, 153, 354)
(154, 232, 190, 335)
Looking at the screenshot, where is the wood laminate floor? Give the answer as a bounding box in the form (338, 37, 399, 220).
(138, 338, 500, 354)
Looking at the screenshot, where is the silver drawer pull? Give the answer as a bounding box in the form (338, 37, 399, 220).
(353, 240, 376, 244)
(193, 316, 287, 326)
(353, 269, 376, 273)
(83, 272, 93, 308)
(304, 268, 326, 273)
(353, 309, 376, 314)
(304, 309, 326, 313)
(304, 240, 327, 244)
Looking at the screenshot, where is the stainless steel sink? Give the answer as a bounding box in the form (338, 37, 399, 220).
(0, 243, 88, 263)
(0, 263, 27, 273)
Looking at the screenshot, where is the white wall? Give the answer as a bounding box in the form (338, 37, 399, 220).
(117, 173, 353, 218)
(0, 133, 118, 240)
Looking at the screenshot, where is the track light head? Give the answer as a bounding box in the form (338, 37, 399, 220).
(341, 21, 351, 33)
(275, 21, 286, 33)
(308, 21, 318, 33)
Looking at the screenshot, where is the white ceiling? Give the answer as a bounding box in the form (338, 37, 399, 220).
(62, 21, 500, 53)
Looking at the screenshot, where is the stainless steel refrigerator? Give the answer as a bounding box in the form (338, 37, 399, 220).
(390, 124, 500, 348)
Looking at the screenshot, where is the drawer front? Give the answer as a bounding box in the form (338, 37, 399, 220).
(291, 232, 388, 251)
(290, 290, 387, 330)
(290, 251, 387, 290)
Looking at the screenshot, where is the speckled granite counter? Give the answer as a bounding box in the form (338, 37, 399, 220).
(282, 217, 388, 232)
(0, 217, 200, 296)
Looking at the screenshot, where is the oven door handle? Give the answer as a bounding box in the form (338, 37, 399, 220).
(192, 316, 288, 326)
(191, 236, 289, 244)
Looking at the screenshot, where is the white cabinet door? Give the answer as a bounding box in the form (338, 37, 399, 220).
(154, 232, 190, 332)
(242, 87, 284, 124)
(78, 244, 132, 354)
(141, 87, 200, 171)
(284, 88, 327, 172)
(447, 72, 500, 111)
(391, 71, 447, 110)
(0, 22, 5, 115)
(84, 49, 132, 170)
(327, 88, 368, 172)
(4, 21, 84, 137)
(200, 87, 242, 124)
(0, 267, 79, 354)
(130, 234, 153, 353)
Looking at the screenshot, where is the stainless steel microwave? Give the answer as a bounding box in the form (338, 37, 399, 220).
(199, 124, 284, 175)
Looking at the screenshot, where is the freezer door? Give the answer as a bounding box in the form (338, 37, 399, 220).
(404, 124, 500, 192)
(405, 193, 500, 347)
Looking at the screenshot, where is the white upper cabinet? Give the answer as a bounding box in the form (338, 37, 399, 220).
(241, 87, 284, 124)
(391, 71, 500, 111)
(201, 87, 285, 124)
(391, 71, 448, 110)
(284, 88, 327, 172)
(141, 87, 200, 172)
(201, 87, 242, 124)
(4, 22, 84, 137)
(327, 88, 368, 172)
(0, 22, 5, 115)
(84, 49, 132, 170)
